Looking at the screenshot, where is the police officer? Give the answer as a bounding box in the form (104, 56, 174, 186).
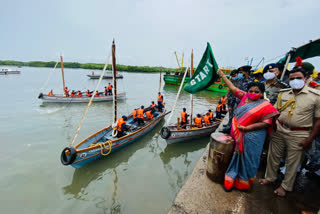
(263, 63, 289, 105)
(260, 66, 320, 197)
(237, 65, 254, 92)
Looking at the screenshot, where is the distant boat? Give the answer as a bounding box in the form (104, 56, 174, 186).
(0, 68, 20, 75)
(87, 71, 123, 79)
(38, 56, 125, 103)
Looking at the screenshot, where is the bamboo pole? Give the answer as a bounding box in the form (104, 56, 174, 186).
(190, 49, 194, 128)
(159, 69, 162, 93)
(280, 53, 291, 81)
(112, 40, 117, 123)
(60, 56, 66, 96)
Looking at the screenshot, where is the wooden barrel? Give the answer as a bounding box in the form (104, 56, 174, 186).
(206, 132, 234, 183)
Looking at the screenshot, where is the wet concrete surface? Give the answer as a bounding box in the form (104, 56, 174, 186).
(168, 114, 320, 214)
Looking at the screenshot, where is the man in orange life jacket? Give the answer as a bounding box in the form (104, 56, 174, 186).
(207, 109, 214, 122)
(220, 95, 227, 111)
(150, 101, 157, 113)
(137, 106, 145, 125)
(77, 91, 82, 97)
(65, 87, 69, 97)
(194, 114, 203, 128)
(204, 113, 211, 126)
(104, 87, 108, 96)
(108, 83, 113, 95)
(146, 110, 153, 119)
(87, 90, 92, 97)
(117, 116, 128, 138)
(94, 90, 99, 97)
(157, 92, 164, 112)
(70, 90, 76, 97)
(216, 100, 223, 119)
(180, 108, 189, 129)
(132, 108, 138, 122)
(47, 89, 53, 96)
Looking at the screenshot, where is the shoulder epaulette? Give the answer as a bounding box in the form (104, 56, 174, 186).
(308, 87, 320, 96)
(279, 88, 291, 92)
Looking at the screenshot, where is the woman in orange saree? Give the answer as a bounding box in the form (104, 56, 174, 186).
(219, 70, 279, 191)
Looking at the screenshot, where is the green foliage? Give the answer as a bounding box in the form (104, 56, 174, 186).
(0, 60, 176, 73)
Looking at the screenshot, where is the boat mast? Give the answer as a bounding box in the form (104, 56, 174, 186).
(159, 69, 162, 93)
(112, 40, 117, 123)
(190, 49, 194, 127)
(60, 56, 66, 96)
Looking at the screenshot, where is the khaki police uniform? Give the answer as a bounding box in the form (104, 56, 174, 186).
(265, 78, 289, 105)
(265, 85, 320, 191)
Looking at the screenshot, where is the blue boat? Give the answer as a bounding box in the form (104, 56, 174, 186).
(61, 107, 167, 168)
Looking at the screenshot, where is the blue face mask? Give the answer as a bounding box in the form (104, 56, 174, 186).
(316, 80, 320, 84)
(232, 76, 238, 80)
(237, 73, 244, 79)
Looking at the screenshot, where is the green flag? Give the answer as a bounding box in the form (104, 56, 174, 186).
(184, 42, 219, 94)
(278, 38, 320, 64)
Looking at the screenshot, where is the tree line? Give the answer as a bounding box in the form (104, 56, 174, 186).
(0, 60, 178, 73)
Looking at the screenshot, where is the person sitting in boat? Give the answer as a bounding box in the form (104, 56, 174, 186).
(157, 92, 164, 112)
(146, 110, 153, 120)
(117, 116, 128, 138)
(194, 114, 203, 128)
(216, 101, 223, 119)
(132, 108, 138, 122)
(137, 106, 145, 125)
(204, 113, 211, 126)
(65, 87, 69, 97)
(208, 109, 215, 122)
(180, 108, 189, 129)
(104, 87, 108, 96)
(150, 101, 157, 113)
(47, 89, 53, 96)
(77, 91, 82, 97)
(108, 83, 113, 95)
(86, 90, 92, 97)
(94, 90, 99, 97)
(220, 95, 227, 111)
(70, 90, 76, 97)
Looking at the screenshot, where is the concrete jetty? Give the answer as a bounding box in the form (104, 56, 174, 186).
(168, 115, 320, 214)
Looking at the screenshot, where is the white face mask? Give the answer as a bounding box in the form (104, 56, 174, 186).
(263, 72, 276, 80)
(289, 79, 305, 89)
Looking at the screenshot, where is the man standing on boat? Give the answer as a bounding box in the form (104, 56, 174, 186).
(65, 87, 69, 97)
(137, 106, 145, 125)
(117, 116, 128, 138)
(108, 83, 113, 95)
(180, 108, 189, 129)
(158, 92, 164, 112)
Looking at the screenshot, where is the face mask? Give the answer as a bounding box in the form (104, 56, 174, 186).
(238, 73, 244, 79)
(247, 92, 262, 100)
(263, 72, 276, 80)
(316, 80, 320, 84)
(289, 79, 305, 89)
(232, 76, 238, 80)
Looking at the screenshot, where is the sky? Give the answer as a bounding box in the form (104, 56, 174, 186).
(1, 0, 320, 69)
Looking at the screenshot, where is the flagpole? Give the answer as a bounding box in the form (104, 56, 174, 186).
(190, 49, 194, 128)
(280, 52, 291, 81)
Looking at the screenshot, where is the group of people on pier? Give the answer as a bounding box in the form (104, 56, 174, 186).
(216, 58, 320, 198)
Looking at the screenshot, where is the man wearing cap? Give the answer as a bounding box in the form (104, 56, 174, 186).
(263, 63, 289, 105)
(253, 68, 265, 83)
(237, 65, 254, 92)
(260, 66, 320, 197)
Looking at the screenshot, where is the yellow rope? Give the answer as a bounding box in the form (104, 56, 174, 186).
(96, 140, 113, 156)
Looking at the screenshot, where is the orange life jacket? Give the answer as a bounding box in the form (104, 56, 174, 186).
(158, 95, 163, 102)
(65, 89, 69, 96)
(87, 92, 92, 97)
(77, 92, 82, 97)
(151, 103, 157, 109)
(216, 104, 223, 112)
(220, 97, 226, 105)
(137, 108, 144, 119)
(146, 110, 153, 119)
(104, 88, 108, 94)
(94, 92, 99, 97)
(117, 118, 126, 131)
(209, 112, 213, 121)
(181, 112, 187, 123)
(48, 90, 53, 96)
(108, 85, 112, 90)
(204, 115, 210, 125)
(194, 117, 202, 127)
(132, 110, 137, 119)
(71, 92, 75, 97)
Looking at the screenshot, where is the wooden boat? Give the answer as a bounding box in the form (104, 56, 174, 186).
(160, 120, 221, 144)
(38, 92, 125, 103)
(87, 72, 123, 79)
(38, 56, 125, 103)
(60, 40, 168, 168)
(0, 68, 20, 75)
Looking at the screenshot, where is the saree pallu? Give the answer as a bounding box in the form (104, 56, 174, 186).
(224, 99, 279, 191)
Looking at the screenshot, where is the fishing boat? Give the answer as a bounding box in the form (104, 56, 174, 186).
(38, 56, 125, 103)
(161, 47, 225, 144)
(0, 68, 20, 75)
(87, 71, 123, 79)
(60, 41, 168, 168)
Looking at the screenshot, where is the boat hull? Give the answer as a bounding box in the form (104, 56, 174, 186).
(164, 74, 228, 94)
(87, 74, 123, 79)
(163, 122, 220, 144)
(39, 93, 126, 103)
